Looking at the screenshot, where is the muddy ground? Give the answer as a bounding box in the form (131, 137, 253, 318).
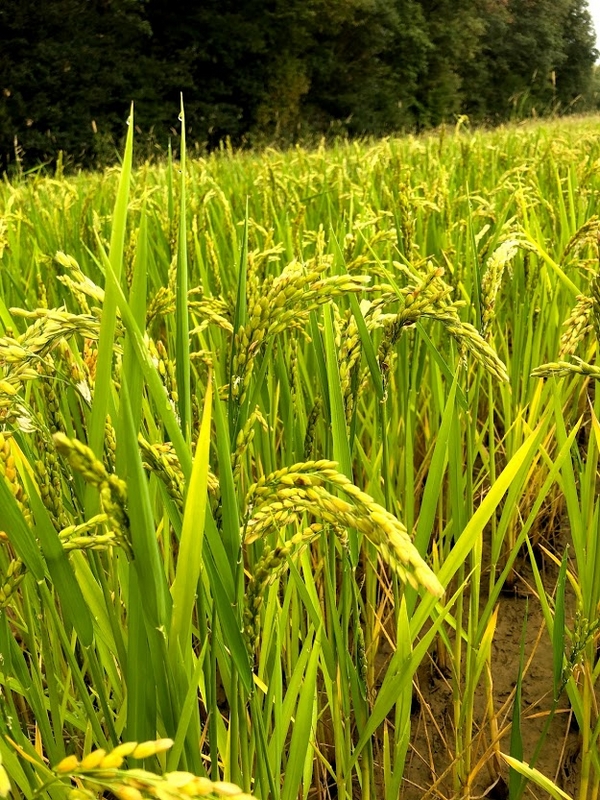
(401, 547, 581, 799)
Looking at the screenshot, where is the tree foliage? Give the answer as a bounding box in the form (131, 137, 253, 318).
(0, 0, 597, 170)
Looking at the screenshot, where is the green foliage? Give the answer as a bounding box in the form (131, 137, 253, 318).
(463, 0, 598, 120)
(0, 0, 150, 169)
(0, 0, 598, 169)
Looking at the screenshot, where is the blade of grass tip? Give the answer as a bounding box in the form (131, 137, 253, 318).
(169, 371, 212, 657)
(86, 105, 134, 514)
(20, 469, 93, 647)
(509, 601, 527, 800)
(229, 199, 249, 438)
(501, 756, 574, 800)
(175, 96, 191, 443)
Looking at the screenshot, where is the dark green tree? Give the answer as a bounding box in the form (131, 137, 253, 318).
(414, 0, 484, 127)
(461, 0, 597, 121)
(0, 0, 150, 170)
(555, 0, 598, 109)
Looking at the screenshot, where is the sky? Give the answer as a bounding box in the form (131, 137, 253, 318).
(590, 0, 600, 51)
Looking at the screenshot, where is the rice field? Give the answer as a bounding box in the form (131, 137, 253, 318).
(1, 111, 600, 800)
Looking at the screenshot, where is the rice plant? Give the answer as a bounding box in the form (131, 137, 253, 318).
(1, 112, 600, 799)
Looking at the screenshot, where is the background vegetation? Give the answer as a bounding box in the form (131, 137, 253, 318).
(0, 0, 598, 171)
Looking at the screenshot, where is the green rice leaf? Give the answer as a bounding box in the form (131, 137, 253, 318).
(212, 379, 240, 565)
(86, 106, 134, 510)
(0, 474, 45, 581)
(102, 246, 192, 478)
(170, 373, 212, 654)
(282, 628, 321, 800)
(502, 756, 573, 800)
(175, 97, 191, 443)
(202, 541, 252, 694)
(21, 469, 93, 647)
(553, 549, 569, 701)
(120, 378, 171, 630)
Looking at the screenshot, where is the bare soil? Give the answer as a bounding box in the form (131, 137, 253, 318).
(401, 552, 580, 799)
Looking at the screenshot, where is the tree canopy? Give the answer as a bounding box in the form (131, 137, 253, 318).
(0, 0, 597, 170)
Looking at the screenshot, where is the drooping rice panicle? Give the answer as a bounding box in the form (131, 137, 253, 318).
(559, 294, 594, 356)
(53, 432, 132, 556)
(480, 236, 524, 338)
(244, 460, 444, 597)
(230, 255, 371, 408)
(54, 739, 257, 800)
(532, 355, 600, 380)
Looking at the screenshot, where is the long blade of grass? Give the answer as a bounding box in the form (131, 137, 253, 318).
(86, 106, 134, 510)
(101, 244, 191, 477)
(20, 469, 93, 646)
(281, 628, 321, 800)
(170, 372, 212, 655)
(116, 198, 148, 475)
(229, 200, 249, 436)
(212, 379, 240, 565)
(553, 549, 569, 701)
(120, 378, 170, 629)
(175, 97, 191, 443)
(0, 475, 45, 580)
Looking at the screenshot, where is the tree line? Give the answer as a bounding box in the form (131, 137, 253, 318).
(0, 0, 597, 171)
